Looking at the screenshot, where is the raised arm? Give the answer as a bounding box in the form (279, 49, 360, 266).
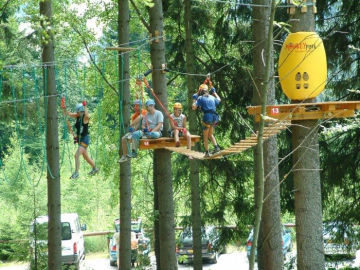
(63, 108, 78, 118)
(213, 92, 221, 102)
(131, 113, 142, 128)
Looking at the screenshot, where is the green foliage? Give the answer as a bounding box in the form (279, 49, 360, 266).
(84, 237, 108, 253)
(0, 0, 360, 266)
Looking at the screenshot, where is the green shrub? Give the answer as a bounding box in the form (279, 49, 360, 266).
(84, 236, 108, 253)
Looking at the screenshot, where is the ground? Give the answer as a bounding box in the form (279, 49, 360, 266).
(1, 250, 360, 269)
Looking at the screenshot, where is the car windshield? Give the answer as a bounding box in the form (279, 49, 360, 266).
(115, 220, 141, 233)
(31, 222, 72, 241)
(131, 222, 141, 233)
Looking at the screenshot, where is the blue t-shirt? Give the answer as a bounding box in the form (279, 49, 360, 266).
(196, 95, 220, 113)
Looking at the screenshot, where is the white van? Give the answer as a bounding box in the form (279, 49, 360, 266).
(30, 213, 86, 269)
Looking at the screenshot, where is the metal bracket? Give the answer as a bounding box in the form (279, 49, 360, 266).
(287, 0, 317, 14)
(161, 63, 167, 74)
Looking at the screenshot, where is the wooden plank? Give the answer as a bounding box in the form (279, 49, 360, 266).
(165, 147, 222, 160)
(139, 135, 200, 150)
(165, 147, 205, 159)
(252, 109, 356, 122)
(247, 101, 360, 114)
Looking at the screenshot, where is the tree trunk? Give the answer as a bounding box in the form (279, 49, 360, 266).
(118, 1, 132, 270)
(249, 1, 277, 269)
(292, 120, 324, 269)
(252, 1, 283, 269)
(290, 1, 325, 269)
(153, 154, 161, 269)
(40, 1, 61, 269)
(149, 1, 177, 269)
(184, 1, 202, 269)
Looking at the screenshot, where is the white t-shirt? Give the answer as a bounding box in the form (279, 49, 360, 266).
(170, 113, 185, 128)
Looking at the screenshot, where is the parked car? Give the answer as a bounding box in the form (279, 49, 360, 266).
(246, 225, 292, 260)
(176, 226, 222, 264)
(109, 231, 138, 266)
(323, 222, 358, 258)
(109, 217, 150, 266)
(30, 213, 86, 270)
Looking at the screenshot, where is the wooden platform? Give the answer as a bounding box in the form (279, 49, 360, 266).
(165, 122, 290, 160)
(247, 101, 360, 122)
(139, 135, 200, 150)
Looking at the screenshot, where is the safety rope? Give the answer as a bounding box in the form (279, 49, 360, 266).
(10, 68, 25, 183)
(118, 53, 132, 155)
(55, 65, 69, 170)
(93, 56, 104, 164)
(0, 71, 6, 182)
(43, 66, 56, 179)
(62, 63, 74, 171)
(142, 76, 178, 128)
(20, 68, 40, 185)
(31, 67, 46, 186)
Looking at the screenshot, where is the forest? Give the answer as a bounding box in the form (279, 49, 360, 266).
(0, 0, 359, 270)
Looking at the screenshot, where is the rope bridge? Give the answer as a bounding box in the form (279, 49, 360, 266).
(165, 121, 291, 160)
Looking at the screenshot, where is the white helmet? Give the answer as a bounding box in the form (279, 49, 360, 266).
(76, 103, 85, 112)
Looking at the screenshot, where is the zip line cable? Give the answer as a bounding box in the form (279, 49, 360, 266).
(1, 35, 162, 70)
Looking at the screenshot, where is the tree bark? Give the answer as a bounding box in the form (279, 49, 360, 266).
(184, 0, 202, 269)
(149, 1, 177, 269)
(153, 154, 161, 269)
(252, 1, 283, 269)
(290, 1, 325, 269)
(40, 0, 61, 269)
(249, 1, 277, 269)
(118, 1, 132, 270)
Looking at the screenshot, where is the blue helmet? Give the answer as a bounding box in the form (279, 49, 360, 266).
(145, 99, 155, 106)
(133, 99, 142, 106)
(76, 103, 85, 112)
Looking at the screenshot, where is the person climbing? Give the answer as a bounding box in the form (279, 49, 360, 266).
(118, 99, 164, 163)
(119, 99, 147, 161)
(62, 100, 99, 179)
(170, 102, 192, 150)
(192, 83, 221, 157)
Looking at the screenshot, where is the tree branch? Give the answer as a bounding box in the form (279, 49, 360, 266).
(194, 56, 207, 68)
(71, 24, 118, 96)
(130, 0, 151, 33)
(196, 40, 215, 64)
(0, 0, 11, 20)
(167, 74, 179, 86)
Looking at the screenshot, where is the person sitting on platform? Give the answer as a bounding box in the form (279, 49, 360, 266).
(170, 102, 192, 150)
(192, 84, 221, 157)
(118, 99, 163, 163)
(119, 99, 147, 160)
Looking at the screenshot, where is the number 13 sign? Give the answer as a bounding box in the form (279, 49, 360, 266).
(271, 107, 280, 115)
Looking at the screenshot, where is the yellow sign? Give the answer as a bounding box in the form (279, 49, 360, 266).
(278, 32, 327, 100)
